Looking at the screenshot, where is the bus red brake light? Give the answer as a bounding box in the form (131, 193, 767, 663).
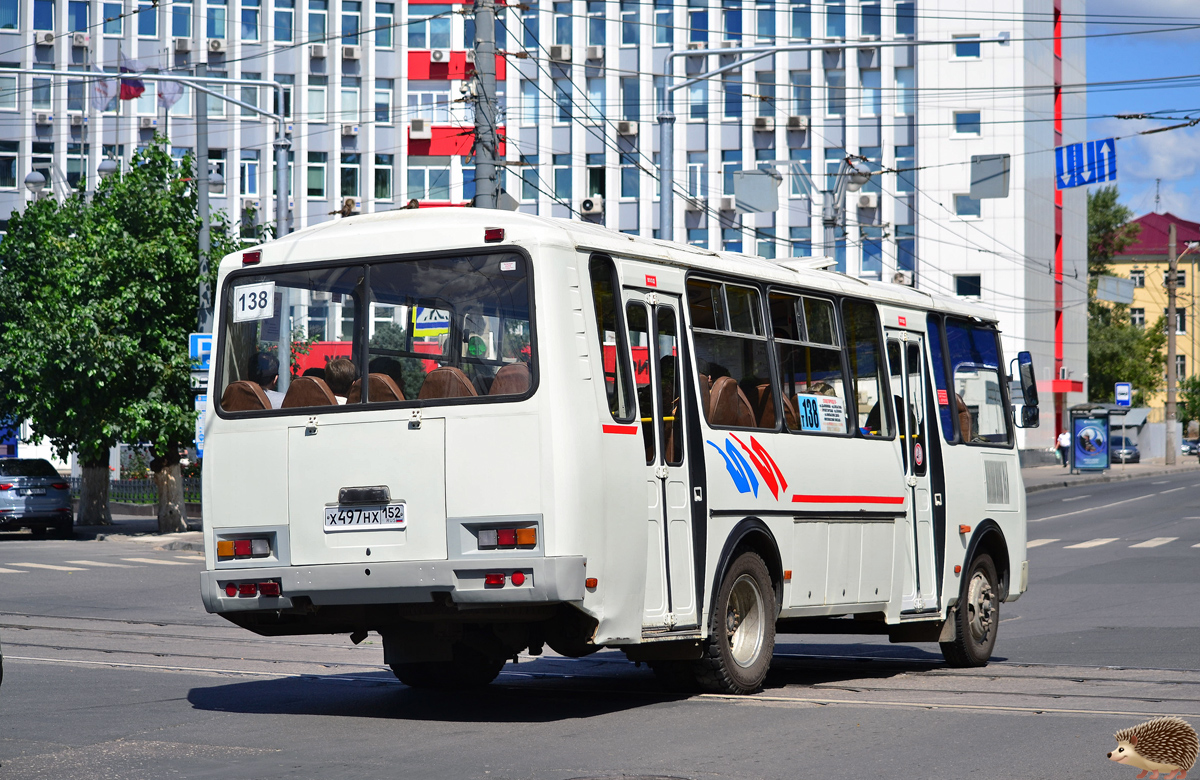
(242, 250, 262, 265)
(496, 528, 517, 548)
(258, 581, 281, 597)
(225, 583, 237, 597)
(511, 571, 526, 586)
(238, 582, 258, 597)
(233, 539, 253, 557)
(484, 572, 506, 587)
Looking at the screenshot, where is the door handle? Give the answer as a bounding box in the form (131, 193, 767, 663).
(655, 465, 669, 480)
(934, 493, 943, 506)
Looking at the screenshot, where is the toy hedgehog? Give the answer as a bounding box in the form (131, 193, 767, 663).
(1107, 717, 1198, 780)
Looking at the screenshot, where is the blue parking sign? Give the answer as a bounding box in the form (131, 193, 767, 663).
(189, 333, 214, 371)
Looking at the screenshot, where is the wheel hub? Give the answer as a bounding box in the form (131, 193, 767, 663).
(965, 571, 995, 643)
(726, 574, 765, 668)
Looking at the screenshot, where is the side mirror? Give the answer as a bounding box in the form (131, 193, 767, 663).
(1011, 351, 1040, 428)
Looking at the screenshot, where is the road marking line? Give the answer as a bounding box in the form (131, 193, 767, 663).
(1061, 495, 1091, 502)
(173, 555, 202, 561)
(9, 562, 86, 571)
(1152, 481, 1170, 485)
(1033, 493, 1154, 522)
(1130, 537, 1179, 548)
(1193, 543, 1200, 548)
(0, 567, 29, 574)
(1064, 538, 1119, 549)
(120, 557, 194, 566)
(64, 560, 138, 568)
(1184, 517, 1200, 520)
(1159, 487, 1187, 494)
(1027, 539, 1060, 548)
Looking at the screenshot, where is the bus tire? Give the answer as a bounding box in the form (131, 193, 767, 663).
(389, 643, 506, 689)
(941, 553, 999, 668)
(695, 550, 776, 695)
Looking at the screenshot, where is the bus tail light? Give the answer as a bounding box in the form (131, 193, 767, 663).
(511, 571, 526, 586)
(217, 537, 272, 560)
(496, 528, 517, 547)
(484, 572, 506, 587)
(476, 526, 536, 550)
(238, 582, 258, 597)
(242, 250, 262, 265)
(258, 581, 281, 597)
(484, 228, 504, 243)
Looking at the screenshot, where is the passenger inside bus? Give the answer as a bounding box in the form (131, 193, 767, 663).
(325, 358, 358, 404)
(253, 352, 285, 409)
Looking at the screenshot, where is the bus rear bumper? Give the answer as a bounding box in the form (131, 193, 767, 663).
(200, 555, 587, 614)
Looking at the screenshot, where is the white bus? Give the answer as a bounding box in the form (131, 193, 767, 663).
(201, 209, 1039, 694)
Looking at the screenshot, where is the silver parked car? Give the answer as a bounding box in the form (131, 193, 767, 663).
(0, 459, 73, 537)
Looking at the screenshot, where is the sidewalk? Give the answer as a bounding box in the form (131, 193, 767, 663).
(73, 513, 204, 551)
(1021, 457, 1200, 493)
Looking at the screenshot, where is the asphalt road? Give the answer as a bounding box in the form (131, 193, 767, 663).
(1, 471, 1197, 780)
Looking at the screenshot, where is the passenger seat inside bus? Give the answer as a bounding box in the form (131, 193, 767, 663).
(707, 376, 756, 428)
(221, 380, 271, 412)
(488, 362, 530, 395)
(418, 366, 478, 399)
(281, 376, 338, 408)
(752, 384, 798, 430)
(346, 373, 405, 404)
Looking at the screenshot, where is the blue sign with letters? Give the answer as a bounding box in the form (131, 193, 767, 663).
(189, 333, 214, 372)
(1114, 382, 1132, 408)
(1056, 138, 1117, 190)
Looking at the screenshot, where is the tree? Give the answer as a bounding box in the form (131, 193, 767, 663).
(0, 139, 240, 530)
(1086, 186, 1163, 404)
(1178, 374, 1200, 432)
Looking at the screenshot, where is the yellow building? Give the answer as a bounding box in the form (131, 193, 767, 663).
(1110, 212, 1200, 421)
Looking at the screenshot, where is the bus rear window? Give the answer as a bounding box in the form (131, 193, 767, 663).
(217, 252, 534, 413)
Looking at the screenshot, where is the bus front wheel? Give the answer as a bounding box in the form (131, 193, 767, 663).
(390, 643, 506, 690)
(941, 553, 999, 668)
(695, 550, 776, 695)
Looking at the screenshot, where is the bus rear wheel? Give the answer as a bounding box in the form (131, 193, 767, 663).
(694, 550, 776, 695)
(389, 643, 506, 690)
(941, 553, 999, 668)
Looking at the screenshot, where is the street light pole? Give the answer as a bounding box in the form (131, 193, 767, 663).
(656, 34, 1008, 244)
(472, 0, 499, 209)
(1167, 223, 1178, 465)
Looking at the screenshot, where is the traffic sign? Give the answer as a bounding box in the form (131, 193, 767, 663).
(1056, 138, 1116, 190)
(1115, 382, 1132, 407)
(194, 394, 207, 458)
(189, 332, 213, 371)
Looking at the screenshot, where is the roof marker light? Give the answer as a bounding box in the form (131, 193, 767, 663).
(243, 250, 262, 265)
(484, 227, 504, 243)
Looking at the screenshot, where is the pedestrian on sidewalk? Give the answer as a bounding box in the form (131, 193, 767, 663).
(1057, 429, 1072, 468)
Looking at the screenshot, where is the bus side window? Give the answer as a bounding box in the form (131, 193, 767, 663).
(687, 279, 776, 430)
(944, 319, 1012, 445)
(626, 302, 657, 464)
(842, 299, 891, 438)
(588, 256, 635, 423)
(768, 292, 850, 435)
(926, 314, 957, 443)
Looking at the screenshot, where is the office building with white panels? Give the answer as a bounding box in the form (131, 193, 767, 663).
(0, 0, 1085, 449)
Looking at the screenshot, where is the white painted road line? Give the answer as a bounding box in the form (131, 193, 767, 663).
(1130, 537, 1178, 548)
(1034, 494, 1153, 522)
(1152, 481, 1170, 485)
(1061, 495, 1091, 502)
(120, 557, 194, 566)
(173, 555, 202, 561)
(1158, 487, 1187, 494)
(1193, 543, 1200, 549)
(9, 562, 87, 571)
(64, 560, 138, 568)
(1027, 539, 1060, 548)
(0, 567, 29, 574)
(1064, 538, 1119, 549)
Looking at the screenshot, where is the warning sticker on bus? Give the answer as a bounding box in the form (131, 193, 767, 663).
(794, 393, 847, 434)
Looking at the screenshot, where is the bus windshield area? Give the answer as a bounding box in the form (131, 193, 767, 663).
(217, 252, 534, 413)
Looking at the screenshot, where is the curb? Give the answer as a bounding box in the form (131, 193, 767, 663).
(157, 539, 205, 552)
(1024, 465, 1200, 494)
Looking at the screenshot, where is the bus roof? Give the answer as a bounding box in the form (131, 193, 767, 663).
(235, 207, 997, 324)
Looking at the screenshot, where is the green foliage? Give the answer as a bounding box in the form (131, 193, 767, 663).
(369, 322, 430, 399)
(0, 137, 241, 466)
(1178, 374, 1200, 429)
(1087, 186, 1162, 403)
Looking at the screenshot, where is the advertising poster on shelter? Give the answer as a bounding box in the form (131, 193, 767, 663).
(1073, 417, 1109, 471)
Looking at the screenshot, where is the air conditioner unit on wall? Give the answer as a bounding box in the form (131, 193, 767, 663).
(616, 120, 638, 136)
(342, 123, 360, 136)
(719, 196, 736, 212)
(893, 270, 914, 287)
(857, 191, 878, 209)
(70, 114, 86, 126)
(786, 115, 809, 130)
(342, 44, 361, 60)
(242, 198, 260, 211)
(685, 196, 705, 211)
(35, 112, 54, 125)
(753, 116, 774, 132)
(430, 48, 450, 63)
(580, 195, 603, 215)
(71, 32, 89, 47)
(549, 44, 571, 62)
(36, 31, 55, 46)
(208, 38, 226, 53)
(174, 36, 192, 53)
(465, 49, 476, 63)
(409, 118, 433, 140)
(309, 42, 327, 58)
(586, 45, 604, 61)
(686, 41, 707, 50)
(139, 116, 158, 129)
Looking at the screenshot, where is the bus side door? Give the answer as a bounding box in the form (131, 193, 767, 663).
(624, 291, 699, 632)
(886, 331, 939, 613)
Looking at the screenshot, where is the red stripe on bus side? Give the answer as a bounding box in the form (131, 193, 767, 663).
(602, 424, 640, 435)
(791, 494, 906, 504)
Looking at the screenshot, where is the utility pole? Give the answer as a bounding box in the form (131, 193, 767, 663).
(196, 62, 212, 333)
(472, 0, 498, 209)
(1166, 222, 1178, 465)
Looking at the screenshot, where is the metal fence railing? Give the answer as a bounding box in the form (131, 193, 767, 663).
(68, 477, 202, 505)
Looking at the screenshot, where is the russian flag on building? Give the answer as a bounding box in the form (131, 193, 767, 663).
(118, 52, 145, 100)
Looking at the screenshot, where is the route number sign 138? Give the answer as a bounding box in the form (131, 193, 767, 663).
(232, 282, 276, 323)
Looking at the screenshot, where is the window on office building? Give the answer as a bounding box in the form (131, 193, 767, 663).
(306, 75, 327, 122)
(207, 0, 227, 38)
(1164, 307, 1187, 334)
(756, 0, 774, 41)
(687, 151, 707, 198)
(896, 224, 915, 273)
(0, 72, 14, 110)
(240, 74, 260, 118)
(520, 154, 539, 200)
(789, 147, 811, 197)
(408, 156, 451, 200)
(240, 150, 260, 196)
(688, 0, 707, 43)
(620, 152, 638, 198)
(521, 1, 539, 47)
(621, 77, 639, 121)
(790, 70, 810, 115)
(955, 194, 981, 218)
(272, 73, 293, 118)
(1177, 355, 1187, 382)
(409, 5, 450, 48)
(33, 0, 54, 30)
(723, 0, 741, 42)
(375, 80, 393, 123)
(896, 145, 915, 193)
(895, 1, 914, 36)
(954, 34, 981, 58)
(342, 0, 360, 44)
(825, 0, 844, 38)
(895, 67, 915, 115)
(135, 0, 155, 35)
(409, 84, 451, 122)
(553, 78, 571, 122)
(102, 1, 121, 34)
(340, 153, 359, 198)
(955, 111, 981, 135)
(586, 153, 605, 197)
(723, 76, 741, 120)
(861, 227, 883, 277)
(66, 143, 86, 189)
(554, 1, 571, 44)
(756, 71, 774, 117)
(273, 0, 293, 41)
(1130, 307, 1145, 328)
(0, 142, 16, 188)
(790, 0, 809, 38)
(32, 67, 52, 109)
(173, 0, 191, 36)
(553, 153, 571, 200)
(790, 225, 811, 256)
(655, 0, 671, 44)
(520, 80, 539, 124)
(374, 154, 393, 200)
(67, 0, 86, 30)
(955, 275, 982, 297)
(723, 226, 743, 253)
(240, 0, 259, 40)
(826, 69, 845, 116)
(621, 0, 638, 44)
(1130, 269, 1145, 287)
(376, 2, 393, 47)
(587, 0, 604, 44)
(687, 228, 708, 247)
(861, 68, 880, 116)
(340, 82, 360, 123)
(825, 148, 842, 191)
(586, 77, 605, 122)
(690, 82, 707, 121)
(209, 149, 227, 195)
(722, 150, 741, 196)
(757, 227, 777, 259)
(308, 0, 326, 37)
(0, 0, 17, 29)
(861, 1, 880, 37)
